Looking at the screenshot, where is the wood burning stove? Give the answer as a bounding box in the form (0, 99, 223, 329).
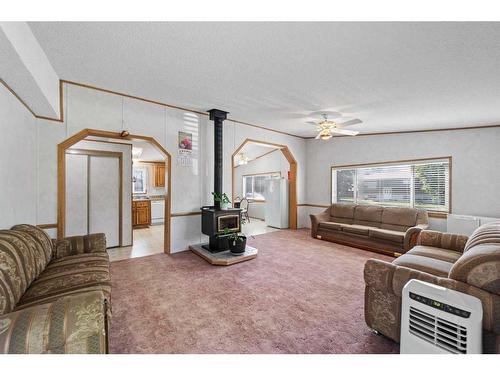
(200, 109, 242, 253)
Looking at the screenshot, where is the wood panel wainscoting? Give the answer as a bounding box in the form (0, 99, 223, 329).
(232, 139, 297, 230)
(57, 128, 173, 254)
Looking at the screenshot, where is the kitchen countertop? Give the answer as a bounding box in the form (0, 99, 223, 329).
(133, 195, 165, 202)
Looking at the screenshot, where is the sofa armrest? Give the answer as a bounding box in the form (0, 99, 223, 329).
(417, 230, 469, 253)
(364, 258, 442, 296)
(309, 209, 330, 238)
(364, 258, 500, 338)
(403, 224, 428, 251)
(54, 233, 107, 259)
(0, 291, 109, 353)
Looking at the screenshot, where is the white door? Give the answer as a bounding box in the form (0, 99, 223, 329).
(65, 152, 121, 248)
(65, 154, 88, 237)
(89, 156, 121, 247)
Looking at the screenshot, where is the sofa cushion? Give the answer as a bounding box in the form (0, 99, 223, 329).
(369, 228, 405, 244)
(10, 224, 53, 265)
(354, 205, 383, 226)
(0, 291, 108, 354)
(16, 253, 111, 310)
(393, 253, 454, 277)
(329, 204, 355, 224)
(0, 230, 47, 315)
(341, 224, 372, 236)
(318, 222, 343, 231)
(408, 245, 462, 263)
(381, 207, 418, 227)
(329, 203, 355, 219)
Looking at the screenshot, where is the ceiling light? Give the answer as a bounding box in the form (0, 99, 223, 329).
(132, 147, 143, 160)
(237, 153, 249, 165)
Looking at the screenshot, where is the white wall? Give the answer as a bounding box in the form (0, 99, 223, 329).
(234, 150, 288, 220)
(302, 127, 500, 231)
(0, 83, 37, 228)
(0, 22, 60, 117)
(1, 82, 307, 251)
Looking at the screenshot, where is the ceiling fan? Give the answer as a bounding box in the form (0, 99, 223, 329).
(308, 114, 361, 140)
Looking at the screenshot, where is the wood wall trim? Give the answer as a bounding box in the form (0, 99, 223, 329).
(297, 203, 449, 219)
(232, 138, 297, 230)
(306, 123, 500, 139)
(171, 211, 202, 217)
(36, 223, 58, 229)
(3, 77, 500, 139)
(330, 156, 452, 170)
(297, 203, 330, 208)
(242, 171, 281, 178)
(58, 128, 173, 254)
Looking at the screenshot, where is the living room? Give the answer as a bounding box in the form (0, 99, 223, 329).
(1, 1, 500, 373)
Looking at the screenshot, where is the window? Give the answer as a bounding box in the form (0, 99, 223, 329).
(133, 167, 147, 194)
(242, 172, 281, 200)
(331, 158, 450, 212)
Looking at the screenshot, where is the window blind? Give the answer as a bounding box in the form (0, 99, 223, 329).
(332, 159, 450, 212)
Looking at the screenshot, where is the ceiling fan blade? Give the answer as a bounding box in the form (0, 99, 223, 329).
(331, 128, 359, 136)
(315, 132, 322, 139)
(306, 121, 318, 125)
(337, 119, 362, 127)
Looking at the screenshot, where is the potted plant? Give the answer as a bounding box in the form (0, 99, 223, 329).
(223, 228, 247, 254)
(212, 192, 231, 210)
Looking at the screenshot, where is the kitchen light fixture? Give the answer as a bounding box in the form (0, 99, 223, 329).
(237, 153, 249, 165)
(132, 147, 143, 160)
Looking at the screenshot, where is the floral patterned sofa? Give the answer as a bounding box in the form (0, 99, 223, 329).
(0, 224, 111, 354)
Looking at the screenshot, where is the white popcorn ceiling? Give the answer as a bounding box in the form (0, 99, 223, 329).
(29, 22, 500, 137)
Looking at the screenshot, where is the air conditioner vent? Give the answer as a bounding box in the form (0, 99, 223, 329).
(409, 307, 467, 353)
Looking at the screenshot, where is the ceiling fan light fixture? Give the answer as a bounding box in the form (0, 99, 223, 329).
(320, 133, 332, 140)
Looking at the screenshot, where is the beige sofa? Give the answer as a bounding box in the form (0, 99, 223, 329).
(364, 222, 500, 353)
(0, 224, 111, 354)
(310, 203, 429, 256)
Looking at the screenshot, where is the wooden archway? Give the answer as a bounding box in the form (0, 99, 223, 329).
(231, 138, 297, 229)
(57, 128, 172, 253)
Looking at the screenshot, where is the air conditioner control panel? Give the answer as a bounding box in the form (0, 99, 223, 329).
(409, 292, 471, 318)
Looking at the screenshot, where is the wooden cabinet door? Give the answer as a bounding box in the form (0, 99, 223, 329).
(153, 163, 165, 187)
(136, 207, 149, 225)
(132, 202, 137, 226)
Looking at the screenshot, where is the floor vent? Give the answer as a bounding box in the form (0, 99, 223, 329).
(401, 280, 482, 354)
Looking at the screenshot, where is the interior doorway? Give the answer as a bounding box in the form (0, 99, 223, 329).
(231, 139, 298, 235)
(58, 129, 172, 256)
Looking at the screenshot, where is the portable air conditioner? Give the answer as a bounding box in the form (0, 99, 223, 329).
(401, 280, 483, 354)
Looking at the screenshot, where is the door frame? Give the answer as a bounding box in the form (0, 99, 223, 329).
(231, 138, 298, 229)
(65, 148, 123, 247)
(57, 128, 172, 254)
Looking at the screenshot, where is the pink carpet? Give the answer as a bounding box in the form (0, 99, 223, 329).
(109, 229, 400, 353)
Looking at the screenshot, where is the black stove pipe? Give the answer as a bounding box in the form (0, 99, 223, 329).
(208, 109, 229, 209)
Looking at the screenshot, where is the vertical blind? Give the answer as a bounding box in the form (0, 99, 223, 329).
(332, 159, 450, 212)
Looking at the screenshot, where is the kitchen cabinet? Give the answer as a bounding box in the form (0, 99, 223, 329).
(153, 162, 166, 187)
(132, 200, 151, 228)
